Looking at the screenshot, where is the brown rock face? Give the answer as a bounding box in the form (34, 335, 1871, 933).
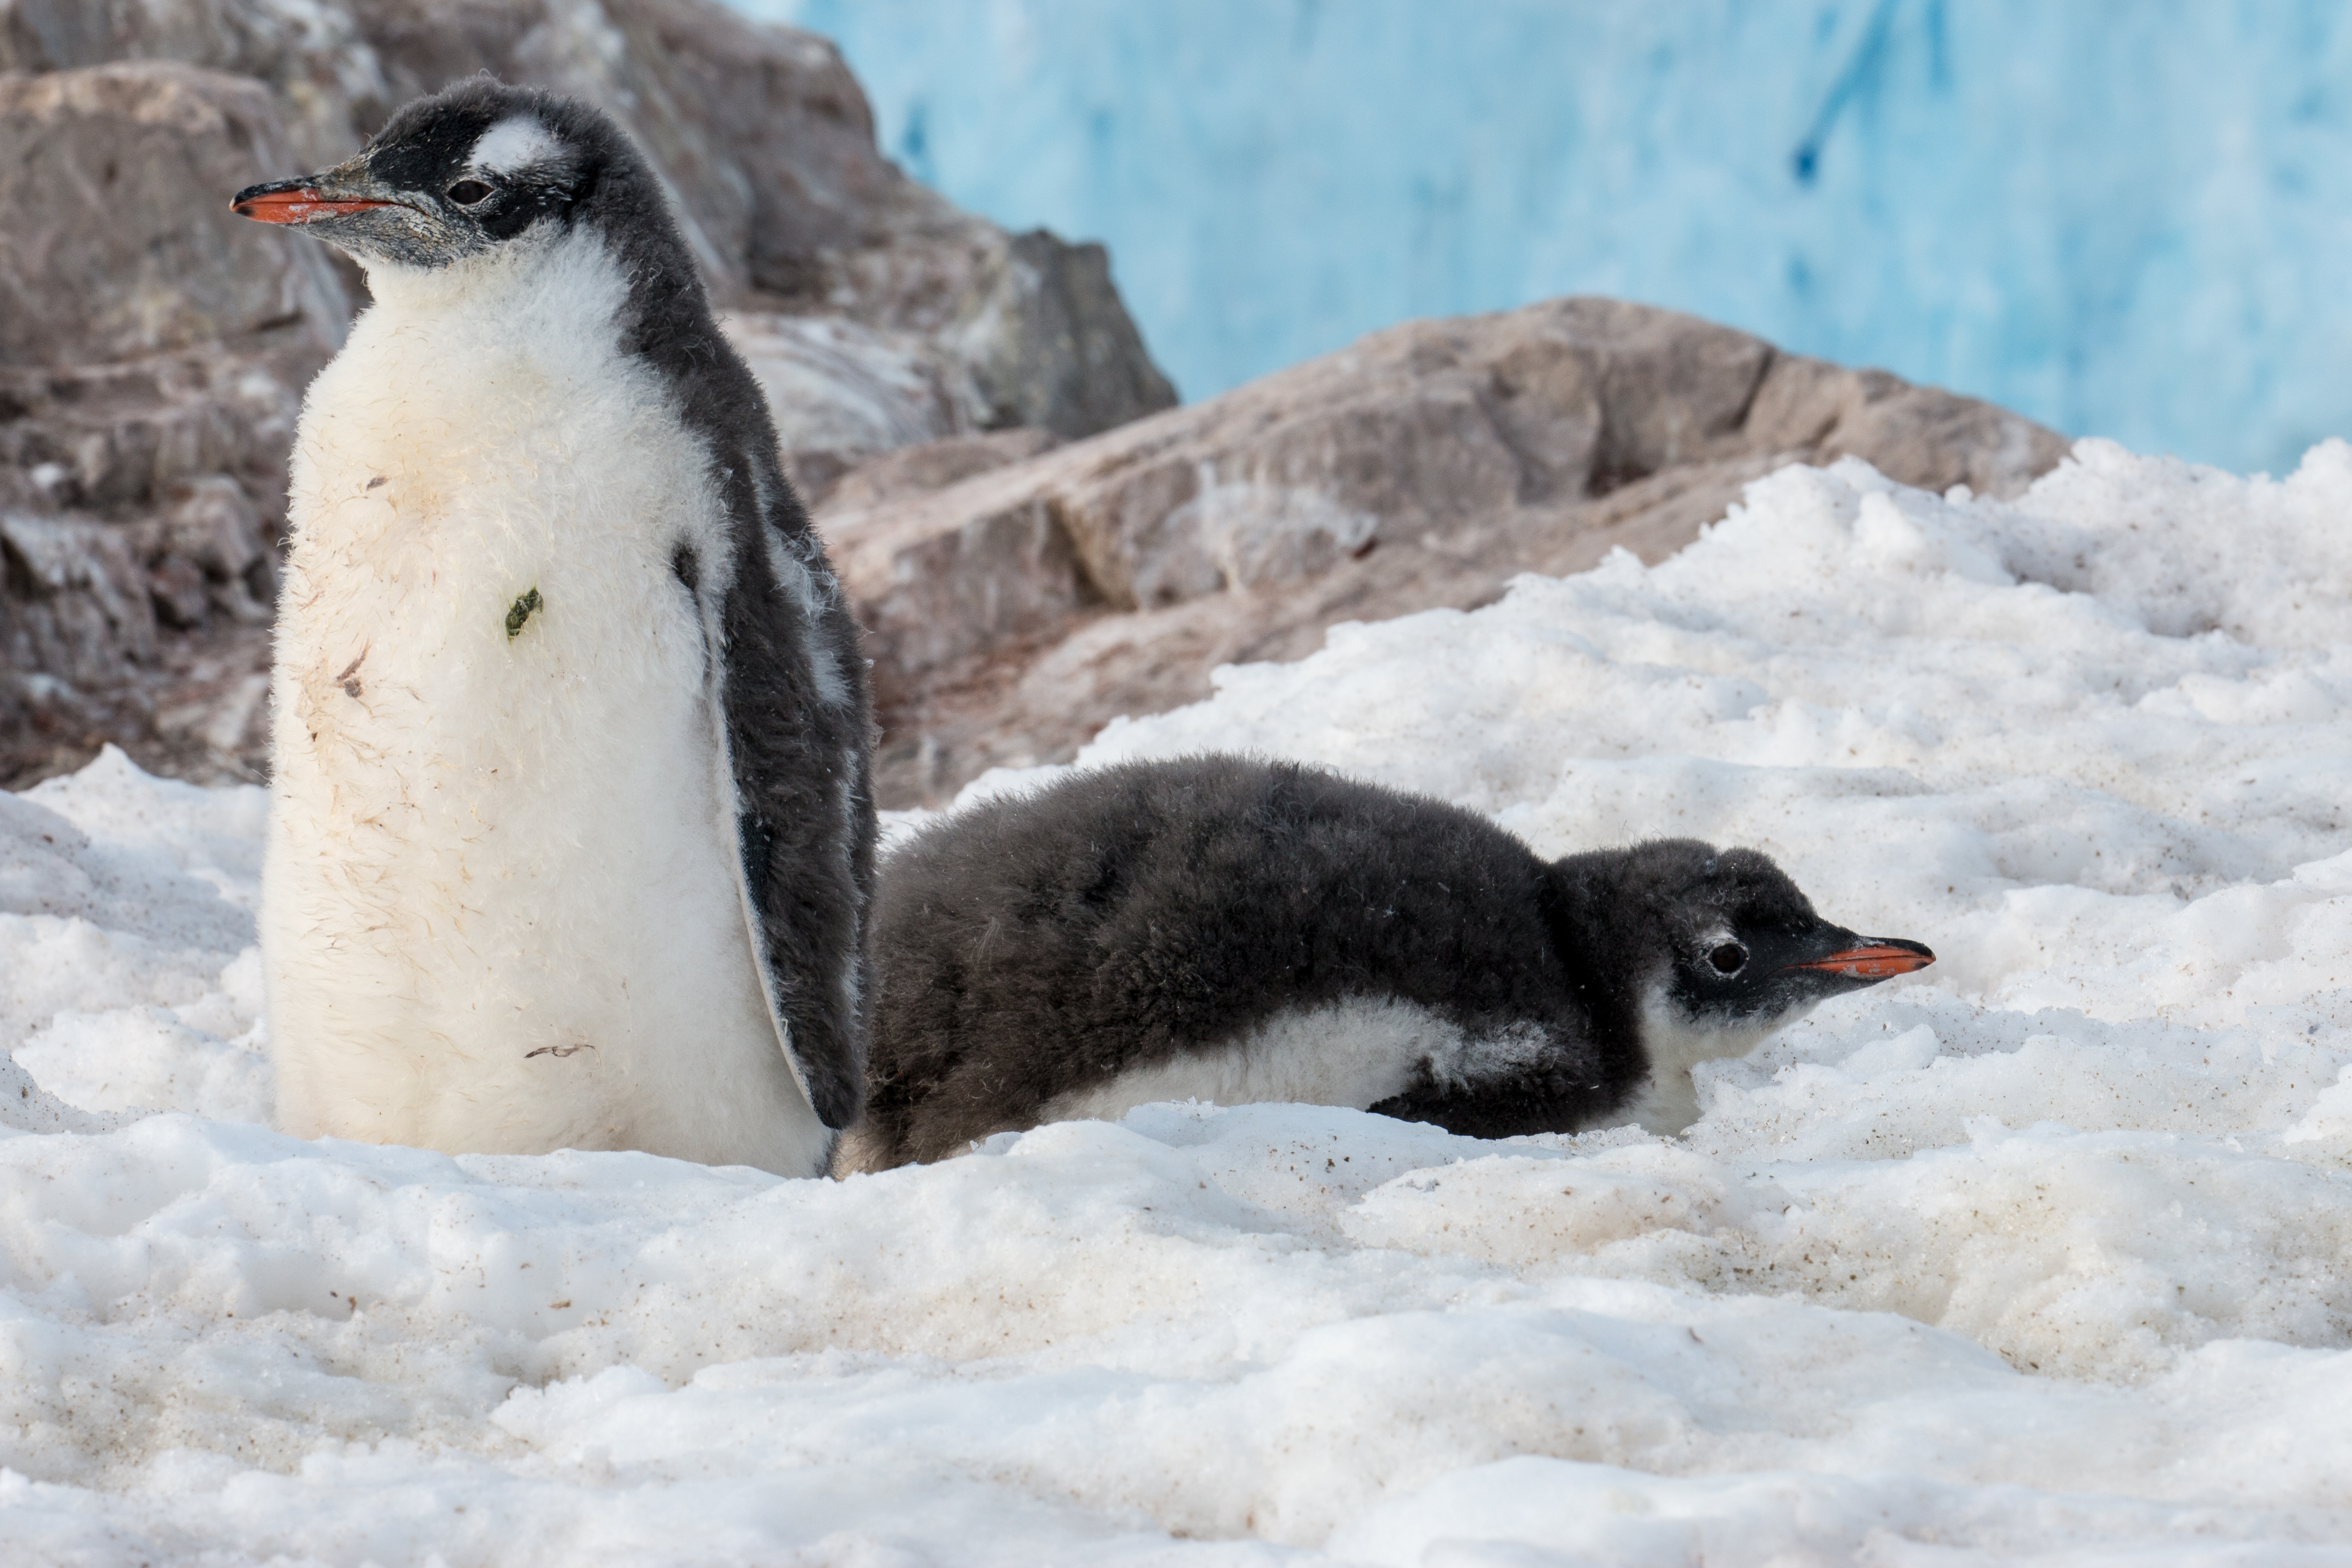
(817, 296, 2073, 807)
(0, 0, 1176, 435)
(0, 62, 346, 784)
(0, 64, 350, 367)
(0, 0, 1175, 786)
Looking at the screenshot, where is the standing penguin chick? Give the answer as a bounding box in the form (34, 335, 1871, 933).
(234, 81, 873, 1177)
(844, 755, 1930, 1171)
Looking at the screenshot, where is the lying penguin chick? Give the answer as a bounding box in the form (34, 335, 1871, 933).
(840, 755, 1931, 1172)
(233, 81, 874, 1177)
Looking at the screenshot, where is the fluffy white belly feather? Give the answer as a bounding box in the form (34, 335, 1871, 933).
(1033, 991, 1763, 1145)
(1037, 995, 1551, 1130)
(261, 234, 826, 1176)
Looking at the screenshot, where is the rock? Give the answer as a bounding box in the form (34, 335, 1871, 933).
(0, 63, 349, 367)
(0, 0, 395, 170)
(722, 312, 984, 505)
(819, 428, 1060, 515)
(0, 0, 1177, 787)
(0, 0, 1177, 441)
(0, 61, 345, 786)
(936, 231, 1180, 439)
(828, 460, 1101, 698)
(0, 60, 352, 788)
(815, 297, 2073, 806)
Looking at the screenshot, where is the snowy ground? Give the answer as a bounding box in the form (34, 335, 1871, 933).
(3, 440, 2350, 1565)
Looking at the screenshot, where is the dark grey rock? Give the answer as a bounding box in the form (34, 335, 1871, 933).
(945, 232, 1179, 439)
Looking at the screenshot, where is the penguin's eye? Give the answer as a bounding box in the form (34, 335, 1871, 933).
(1708, 942, 1748, 976)
(447, 180, 494, 206)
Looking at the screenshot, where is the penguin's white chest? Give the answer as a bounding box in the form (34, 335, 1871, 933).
(260, 237, 824, 1175)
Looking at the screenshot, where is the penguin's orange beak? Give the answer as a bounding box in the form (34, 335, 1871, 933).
(1787, 941, 1935, 979)
(232, 179, 394, 224)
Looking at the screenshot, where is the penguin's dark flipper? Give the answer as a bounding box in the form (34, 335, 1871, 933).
(719, 504, 877, 1133)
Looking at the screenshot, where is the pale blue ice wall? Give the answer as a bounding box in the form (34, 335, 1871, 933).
(750, 0, 2352, 475)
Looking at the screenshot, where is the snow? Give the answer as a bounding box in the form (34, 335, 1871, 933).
(752, 0, 2352, 474)
(4, 438, 2352, 1564)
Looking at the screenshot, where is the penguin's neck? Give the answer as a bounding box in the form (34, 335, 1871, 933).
(358, 225, 626, 348)
(1629, 984, 1812, 1135)
(288, 220, 691, 574)
(1539, 864, 1654, 1109)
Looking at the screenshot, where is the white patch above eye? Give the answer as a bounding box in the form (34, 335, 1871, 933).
(470, 116, 560, 175)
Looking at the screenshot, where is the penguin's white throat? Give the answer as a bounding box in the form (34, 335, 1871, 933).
(1626, 985, 1790, 1135)
(359, 224, 619, 331)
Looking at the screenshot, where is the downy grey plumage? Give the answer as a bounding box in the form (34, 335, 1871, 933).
(844, 755, 1930, 1171)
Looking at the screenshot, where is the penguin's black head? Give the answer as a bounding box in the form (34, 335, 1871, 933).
(1550, 838, 1934, 1039)
(230, 79, 646, 271)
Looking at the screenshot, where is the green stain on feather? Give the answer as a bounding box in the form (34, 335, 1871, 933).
(505, 586, 543, 640)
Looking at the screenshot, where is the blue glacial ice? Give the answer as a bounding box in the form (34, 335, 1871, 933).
(752, 0, 2352, 475)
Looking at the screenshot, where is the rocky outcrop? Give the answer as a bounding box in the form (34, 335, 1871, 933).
(0, 64, 349, 368)
(0, 0, 1174, 785)
(0, 0, 1175, 438)
(0, 62, 348, 783)
(816, 296, 2074, 806)
(723, 312, 986, 505)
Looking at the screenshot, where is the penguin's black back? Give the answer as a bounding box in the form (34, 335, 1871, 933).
(860, 755, 1645, 1166)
